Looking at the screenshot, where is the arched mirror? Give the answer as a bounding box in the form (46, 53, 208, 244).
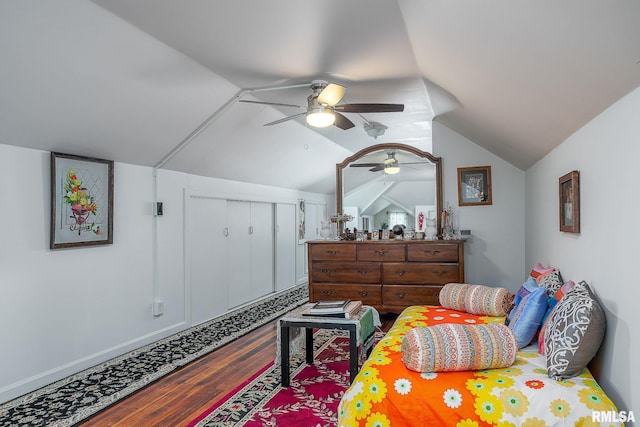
(336, 143, 442, 237)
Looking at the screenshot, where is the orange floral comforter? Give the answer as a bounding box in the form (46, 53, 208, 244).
(338, 306, 621, 427)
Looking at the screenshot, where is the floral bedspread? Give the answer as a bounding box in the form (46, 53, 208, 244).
(338, 305, 621, 427)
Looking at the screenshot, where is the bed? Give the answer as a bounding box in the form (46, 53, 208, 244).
(337, 304, 621, 426)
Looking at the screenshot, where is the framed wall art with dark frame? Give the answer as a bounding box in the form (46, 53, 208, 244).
(559, 170, 580, 233)
(457, 166, 492, 206)
(50, 152, 114, 249)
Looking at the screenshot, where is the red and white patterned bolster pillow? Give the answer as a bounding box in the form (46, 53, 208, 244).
(438, 283, 469, 311)
(439, 283, 512, 317)
(401, 323, 518, 373)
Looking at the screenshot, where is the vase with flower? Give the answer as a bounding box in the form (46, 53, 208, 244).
(330, 213, 354, 237)
(64, 169, 101, 235)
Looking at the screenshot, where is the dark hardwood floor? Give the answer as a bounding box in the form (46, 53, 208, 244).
(77, 312, 398, 426)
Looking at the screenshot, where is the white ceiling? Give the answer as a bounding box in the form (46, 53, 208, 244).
(1, 1, 639, 193)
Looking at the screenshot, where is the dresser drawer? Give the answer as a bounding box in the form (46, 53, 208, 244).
(383, 285, 442, 306)
(383, 263, 461, 285)
(407, 243, 459, 262)
(357, 244, 405, 262)
(309, 243, 356, 261)
(310, 284, 382, 305)
(312, 262, 381, 283)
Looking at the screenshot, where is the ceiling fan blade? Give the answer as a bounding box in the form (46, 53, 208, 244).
(369, 165, 384, 172)
(317, 83, 346, 107)
(335, 103, 405, 113)
(334, 112, 355, 130)
(239, 99, 303, 109)
(350, 163, 384, 167)
(263, 112, 306, 126)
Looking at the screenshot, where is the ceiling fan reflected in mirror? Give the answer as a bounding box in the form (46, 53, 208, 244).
(239, 80, 404, 130)
(349, 152, 426, 174)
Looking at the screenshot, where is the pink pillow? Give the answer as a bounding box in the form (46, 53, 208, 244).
(529, 262, 555, 282)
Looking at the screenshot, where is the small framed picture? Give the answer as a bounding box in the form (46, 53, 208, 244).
(371, 230, 379, 240)
(50, 152, 114, 249)
(381, 229, 390, 240)
(356, 230, 364, 241)
(559, 170, 580, 233)
(458, 166, 492, 206)
(405, 230, 415, 240)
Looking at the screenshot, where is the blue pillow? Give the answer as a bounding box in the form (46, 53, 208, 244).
(505, 277, 534, 325)
(507, 278, 548, 348)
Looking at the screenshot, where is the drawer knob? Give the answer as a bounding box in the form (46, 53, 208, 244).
(321, 268, 336, 275)
(357, 269, 371, 275)
(357, 291, 370, 297)
(394, 270, 407, 276)
(326, 250, 341, 255)
(374, 249, 388, 255)
(394, 292, 409, 298)
(431, 270, 446, 276)
(423, 250, 441, 255)
(321, 290, 336, 295)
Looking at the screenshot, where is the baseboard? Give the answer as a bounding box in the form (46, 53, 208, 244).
(1, 285, 308, 406)
(0, 321, 188, 404)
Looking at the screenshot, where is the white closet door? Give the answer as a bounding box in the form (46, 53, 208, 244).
(305, 203, 319, 240)
(227, 200, 252, 308)
(275, 203, 296, 291)
(188, 197, 228, 325)
(250, 202, 274, 299)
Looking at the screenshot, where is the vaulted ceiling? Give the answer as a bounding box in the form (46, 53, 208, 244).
(1, 1, 639, 193)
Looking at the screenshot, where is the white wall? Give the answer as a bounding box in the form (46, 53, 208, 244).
(525, 87, 640, 414)
(433, 123, 526, 290)
(0, 144, 329, 403)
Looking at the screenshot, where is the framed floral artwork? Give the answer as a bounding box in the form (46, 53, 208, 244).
(559, 170, 580, 233)
(457, 166, 492, 206)
(298, 199, 305, 242)
(50, 152, 114, 249)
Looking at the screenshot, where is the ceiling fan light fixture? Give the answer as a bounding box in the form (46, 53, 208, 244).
(364, 121, 387, 139)
(306, 106, 335, 128)
(383, 152, 399, 174)
(384, 163, 400, 174)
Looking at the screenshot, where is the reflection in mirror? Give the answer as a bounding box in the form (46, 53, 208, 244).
(336, 144, 442, 238)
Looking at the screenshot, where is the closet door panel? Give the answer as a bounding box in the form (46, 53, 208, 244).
(250, 202, 274, 299)
(227, 200, 252, 308)
(275, 203, 296, 291)
(188, 197, 228, 325)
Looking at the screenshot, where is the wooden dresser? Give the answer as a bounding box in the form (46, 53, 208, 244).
(307, 240, 464, 313)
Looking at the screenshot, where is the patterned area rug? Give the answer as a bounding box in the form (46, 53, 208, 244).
(188, 329, 383, 427)
(0, 285, 308, 427)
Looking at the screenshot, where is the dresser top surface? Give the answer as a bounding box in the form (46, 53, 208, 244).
(307, 239, 464, 245)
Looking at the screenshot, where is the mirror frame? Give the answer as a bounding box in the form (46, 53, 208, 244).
(336, 143, 443, 237)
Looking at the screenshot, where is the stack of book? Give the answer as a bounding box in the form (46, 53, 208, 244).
(302, 300, 363, 319)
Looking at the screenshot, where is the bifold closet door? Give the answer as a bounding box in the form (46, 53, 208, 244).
(188, 197, 228, 325)
(250, 201, 274, 299)
(275, 203, 296, 291)
(227, 200, 252, 309)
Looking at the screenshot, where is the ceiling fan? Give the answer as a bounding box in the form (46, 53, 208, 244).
(349, 152, 425, 174)
(239, 80, 404, 130)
